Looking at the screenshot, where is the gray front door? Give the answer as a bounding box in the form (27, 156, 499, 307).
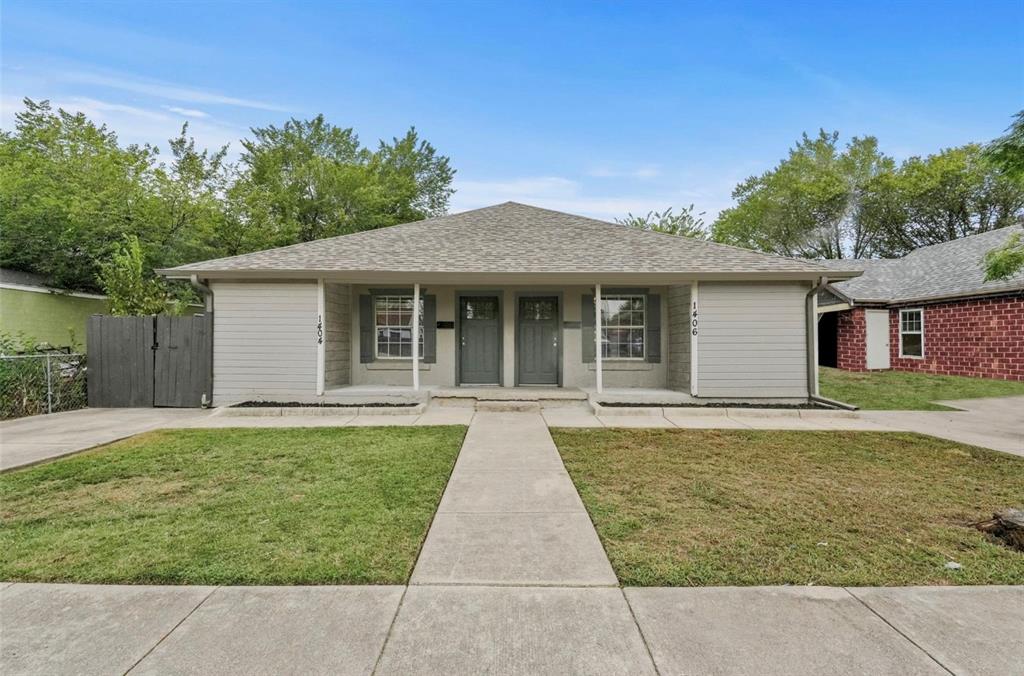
(459, 295, 501, 385)
(517, 296, 559, 385)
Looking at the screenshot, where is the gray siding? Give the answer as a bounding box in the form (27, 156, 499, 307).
(697, 282, 809, 398)
(667, 284, 691, 391)
(211, 281, 317, 402)
(324, 282, 351, 387)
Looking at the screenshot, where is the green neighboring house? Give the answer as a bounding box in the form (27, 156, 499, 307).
(0, 269, 108, 351)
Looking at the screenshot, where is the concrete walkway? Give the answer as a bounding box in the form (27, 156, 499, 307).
(2, 411, 1023, 674)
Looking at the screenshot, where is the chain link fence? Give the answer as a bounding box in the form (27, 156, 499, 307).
(0, 353, 87, 420)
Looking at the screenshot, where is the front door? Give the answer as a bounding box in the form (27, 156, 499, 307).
(459, 295, 502, 384)
(517, 296, 559, 385)
(865, 309, 891, 369)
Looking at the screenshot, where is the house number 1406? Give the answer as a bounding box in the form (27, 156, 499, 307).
(691, 301, 698, 336)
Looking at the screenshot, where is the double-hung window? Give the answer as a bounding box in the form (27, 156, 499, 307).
(375, 295, 423, 358)
(899, 308, 924, 358)
(601, 295, 645, 359)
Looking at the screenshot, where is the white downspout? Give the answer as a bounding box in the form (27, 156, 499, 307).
(316, 278, 325, 396)
(595, 283, 603, 394)
(412, 282, 420, 392)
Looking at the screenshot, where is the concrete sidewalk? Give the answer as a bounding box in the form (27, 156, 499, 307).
(4, 582, 1021, 675)
(410, 411, 616, 587)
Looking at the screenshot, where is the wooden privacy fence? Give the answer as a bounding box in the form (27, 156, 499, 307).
(87, 314, 212, 408)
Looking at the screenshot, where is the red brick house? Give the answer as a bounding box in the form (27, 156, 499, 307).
(817, 226, 1024, 382)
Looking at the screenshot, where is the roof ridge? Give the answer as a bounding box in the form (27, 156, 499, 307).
(905, 224, 1023, 255)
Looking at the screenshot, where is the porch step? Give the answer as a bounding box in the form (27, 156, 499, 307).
(475, 400, 542, 412)
(430, 387, 590, 411)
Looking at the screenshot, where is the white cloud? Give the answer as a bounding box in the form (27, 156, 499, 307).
(164, 106, 210, 119)
(0, 95, 246, 156)
(62, 70, 289, 112)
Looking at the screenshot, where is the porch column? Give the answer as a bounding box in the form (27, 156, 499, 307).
(316, 278, 325, 396)
(689, 281, 698, 397)
(595, 283, 603, 394)
(412, 282, 420, 391)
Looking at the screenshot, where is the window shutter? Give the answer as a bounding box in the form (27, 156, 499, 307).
(359, 294, 375, 363)
(423, 295, 437, 363)
(581, 294, 595, 363)
(645, 293, 662, 363)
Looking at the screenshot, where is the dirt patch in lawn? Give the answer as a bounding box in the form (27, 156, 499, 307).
(552, 428, 1024, 587)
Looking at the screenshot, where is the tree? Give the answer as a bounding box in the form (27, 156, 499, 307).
(97, 236, 179, 316)
(617, 205, 707, 238)
(711, 131, 893, 259)
(148, 124, 233, 267)
(0, 99, 157, 290)
(984, 110, 1024, 181)
(872, 144, 1024, 256)
(982, 111, 1024, 281)
(232, 116, 455, 243)
(712, 129, 1024, 260)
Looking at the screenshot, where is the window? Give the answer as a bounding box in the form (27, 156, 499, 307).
(375, 295, 423, 358)
(601, 295, 645, 359)
(899, 308, 924, 358)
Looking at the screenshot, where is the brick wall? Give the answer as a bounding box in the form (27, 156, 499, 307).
(888, 294, 1024, 381)
(835, 308, 867, 371)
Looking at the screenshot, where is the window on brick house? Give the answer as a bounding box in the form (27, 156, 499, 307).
(899, 308, 924, 358)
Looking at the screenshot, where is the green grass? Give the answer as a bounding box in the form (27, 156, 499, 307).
(0, 426, 466, 585)
(552, 428, 1024, 587)
(820, 367, 1024, 410)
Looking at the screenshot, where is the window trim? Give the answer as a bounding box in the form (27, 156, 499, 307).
(898, 307, 924, 359)
(373, 294, 424, 360)
(600, 293, 646, 361)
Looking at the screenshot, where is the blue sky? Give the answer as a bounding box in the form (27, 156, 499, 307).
(2, 0, 1022, 221)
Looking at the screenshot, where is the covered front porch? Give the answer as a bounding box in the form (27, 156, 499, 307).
(318, 383, 700, 409)
(316, 280, 696, 397)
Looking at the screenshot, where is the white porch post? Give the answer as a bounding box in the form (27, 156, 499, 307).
(595, 283, 603, 394)
(689, 281, 699, 397)
(316, 278, 326, 396)
(412, 282, 420, 391)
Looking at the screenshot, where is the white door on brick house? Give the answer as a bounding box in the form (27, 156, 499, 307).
(865, 309, 891, 369)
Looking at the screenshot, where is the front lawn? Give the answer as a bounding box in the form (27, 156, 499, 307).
(819, 366, 1024, 410)
(0, 426, 466, 585)
(553, 428, 1024, 587)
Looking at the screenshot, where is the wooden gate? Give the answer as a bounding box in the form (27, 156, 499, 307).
(87, 314, 212, 408)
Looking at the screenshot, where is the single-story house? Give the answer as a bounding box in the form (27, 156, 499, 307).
(159, 202, 859, 405)
(817, 225, 1023, 381)
(0, 268, 109, 351)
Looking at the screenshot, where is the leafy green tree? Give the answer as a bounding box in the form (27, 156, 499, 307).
(149, 125, 233, 267)
(232, 116, 454, 244)
(984, 110, 1024, 181)
(873, 144, 1024, 256)
(982, 111, 1024, 281)
(97, 236, 179, 316)
(712, 131, 893, 259)
(983, 232, 1024, 281)
(617, 204, 707, 238)
(0, 99, 157, 290)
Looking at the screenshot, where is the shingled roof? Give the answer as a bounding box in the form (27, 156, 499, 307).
(161, 202, 848, 279)
(820, 225, 1024, 305)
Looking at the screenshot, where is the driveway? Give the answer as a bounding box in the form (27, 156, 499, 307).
(0, 408, 209, 471)
(860, 395, 1024, 456)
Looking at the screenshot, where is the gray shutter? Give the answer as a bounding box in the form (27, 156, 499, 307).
(423, 295, 437, 363)
(645, 293, 661, 363)
(359, 294, 375, 363)
(581, 294, 595, 363)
